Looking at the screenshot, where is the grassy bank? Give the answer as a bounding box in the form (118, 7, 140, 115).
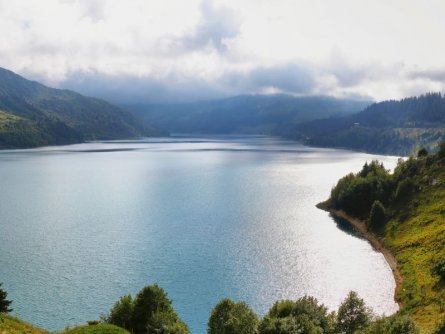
(324, 147, 445, 332)
(0, 314, 129, 334)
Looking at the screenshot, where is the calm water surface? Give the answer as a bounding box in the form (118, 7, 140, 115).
(0, 136, 399, 333)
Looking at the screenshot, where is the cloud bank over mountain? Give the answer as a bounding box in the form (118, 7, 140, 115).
(0, 0, 444, 103)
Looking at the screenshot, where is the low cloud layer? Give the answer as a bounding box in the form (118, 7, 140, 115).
(0, 0, 444, 103)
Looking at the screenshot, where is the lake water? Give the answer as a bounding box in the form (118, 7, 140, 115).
(0, 136, 400, 333)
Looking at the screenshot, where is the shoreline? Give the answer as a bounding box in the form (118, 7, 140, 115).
(316, 200, 403, 309)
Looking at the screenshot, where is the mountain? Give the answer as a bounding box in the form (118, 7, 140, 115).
(0, 67, 162, 149)
(125, 95, 371, 135)
(293, 93, 445, 155)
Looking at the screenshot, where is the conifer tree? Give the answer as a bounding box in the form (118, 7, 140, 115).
(0, 283, 12, 313)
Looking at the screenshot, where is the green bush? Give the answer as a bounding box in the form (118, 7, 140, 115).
(432, 258, 445, 280)
(387, 315, 419, 334)
(433, 317, 445, 334)
(355, 314, 418, 334)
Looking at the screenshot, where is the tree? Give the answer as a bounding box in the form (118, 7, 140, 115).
(336, 291, 372, 334)
(438, 141, 445, 159)
(0, 283, 12, 313)
(107, 285, 189, 334)
(107, 294, 134, 332)
(417, 148, 428, 157)
(258, 296, 331, 334)
(208, 299, 258, 334)
(395, 178, 415, 201)
(367, 200, 386, 232)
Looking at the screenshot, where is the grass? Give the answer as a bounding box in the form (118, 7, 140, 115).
(327, 152, 445, 332)
(385, 162, 445, 332)
(0, 314, 129, 334)
(0, 314, 48, 334)
(61, 324, 129, 334)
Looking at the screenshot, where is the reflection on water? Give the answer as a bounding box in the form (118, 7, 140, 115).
(0, 136, 399, 333)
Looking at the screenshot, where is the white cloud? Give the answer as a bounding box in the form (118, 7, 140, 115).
(0, 0, 444, 102)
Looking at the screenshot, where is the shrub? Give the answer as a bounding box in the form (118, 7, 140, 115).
(434, 317, 445, 334)
(387, 315, 419, 334)
(432, 258, 445, 280)
(208, 299, 258, 334)
(355, 314, 418, 334)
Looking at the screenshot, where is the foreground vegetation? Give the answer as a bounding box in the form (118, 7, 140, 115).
(3, 282, 445, 334)
(2, 143, 445, 333)
(326, 143, 445, 331)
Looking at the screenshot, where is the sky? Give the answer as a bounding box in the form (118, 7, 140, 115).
(0, 0, 444, 103)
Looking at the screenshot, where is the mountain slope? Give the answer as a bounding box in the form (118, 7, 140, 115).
(126, 95, 370, 135)
(0, 68, 162, 148)
(294, 93, 445, 155)
(323, 149, 445, 331)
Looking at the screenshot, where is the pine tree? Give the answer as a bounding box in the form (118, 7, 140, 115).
(0, 283, 13, 313)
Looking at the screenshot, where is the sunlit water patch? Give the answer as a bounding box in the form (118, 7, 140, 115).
(0, 136, 399, 333)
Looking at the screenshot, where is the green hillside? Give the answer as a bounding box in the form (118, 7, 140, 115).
(0, 314, 129, 334)
(0, 67, 163, 149)
(324, 145, 445, 331)
(294, 93, 445, 155)
(127, 95, 370, 135)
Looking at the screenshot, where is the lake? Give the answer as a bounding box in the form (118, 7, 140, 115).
(0, 136, 400, 333)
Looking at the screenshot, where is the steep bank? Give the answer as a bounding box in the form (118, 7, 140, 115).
(323, 151, 445, 331)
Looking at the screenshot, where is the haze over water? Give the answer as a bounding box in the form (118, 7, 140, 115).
(0, 136, 399, 333)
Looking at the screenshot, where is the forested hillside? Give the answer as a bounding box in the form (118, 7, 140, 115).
(127, 95, 370, 135)
(0, 68, 162, 148)
(324, 144, 445, 331)
(293, 93, 445, 155)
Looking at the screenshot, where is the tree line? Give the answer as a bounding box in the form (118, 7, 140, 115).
(2, 281, 445, 333)
(104, 284, 445, 334)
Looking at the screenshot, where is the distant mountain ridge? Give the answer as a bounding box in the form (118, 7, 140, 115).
(0, 67, 162, 149)
(126, 95, 371, 135)
(293, 93, 445, 155)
